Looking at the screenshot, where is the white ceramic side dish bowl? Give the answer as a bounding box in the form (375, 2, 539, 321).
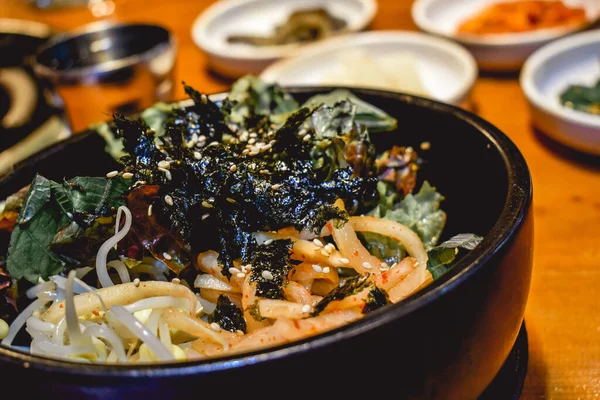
(260, 31, 478, 106)
(191, 0, 377, 78)
(521, 29, 600, 155)
(412, 0, 600, 71)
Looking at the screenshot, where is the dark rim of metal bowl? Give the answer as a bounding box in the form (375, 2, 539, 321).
(32, 21, 176, 81)
(0, 87, 532, 377)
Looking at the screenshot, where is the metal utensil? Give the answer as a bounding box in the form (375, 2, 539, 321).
(32, 21, 177, 132)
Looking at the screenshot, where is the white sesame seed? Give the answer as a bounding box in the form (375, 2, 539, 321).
(164, 195, 174, 206)
(325, 243, 335, 252)
(106, 170, 118, 178)
(172, 278, 181, 284)
(147, 204, 153, 216)
(230, 164, 237, 172)
(312, 265, 323, 273)
(202, 201, 214, 208)
(163, 252, 172, 260)
(302, 304, 311, 313)
(210, 322, 221, 332)
(194, 151, 202, 160)
(209, 141, 219, 146)
(249, 150, 259, 156)
(323, 267, 331, 274)
(229, 267, 241, 275)
(226, 197, 236, 204)
(133, 278, 140, 287)
(242, 149, 250, 155)
(312, 238, 324, 247)
(236, 330, 245, 336)
(249, 132, 257, 138)
(198, 135, 207, 142)
(382, 262, 389, 269)
(202, 213, 210, 220)
(420, 141, 431, 150)
(271, 184, 282, 190)
(236, 273, 246, 279)
(302, 134, 311, 142)
(261, 270, 274, 280)
(122, 172, 134, 179)
(339, 258, 350, 264)
(362, 262, 372, 270)
(263, 239, 273, 245)
(248, 138, 256, 145)
(158, 160, 170, 169)
(320, 249, 330, 257)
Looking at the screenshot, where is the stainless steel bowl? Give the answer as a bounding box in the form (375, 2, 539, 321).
(32, 21, 177, 132)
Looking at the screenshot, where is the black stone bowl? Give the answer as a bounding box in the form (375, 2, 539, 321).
(0, 88, 533, 399)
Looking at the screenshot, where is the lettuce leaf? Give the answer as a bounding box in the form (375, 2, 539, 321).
(368, 180, 446, 250)
(223, 75, 299, 127)
(303, 89, 397, 132)
(426, 233, 483, 279)
(6, 175, 130, 283)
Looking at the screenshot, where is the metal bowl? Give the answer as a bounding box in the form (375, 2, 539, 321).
(0, 87, 533, 399)
(32, 21, 177, 132)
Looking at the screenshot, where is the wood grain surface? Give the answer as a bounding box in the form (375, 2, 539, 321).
(1, 0, 599, 398)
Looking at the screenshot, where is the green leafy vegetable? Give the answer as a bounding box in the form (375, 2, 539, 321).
(368, 180, 446, 250)
(223, 75, 299, 127)
(309, 100, 376, 181)
(303, 89, 398, 132)
(559, 78, 600, 115)
(6, 175, 130, 283)
(426, 233, 483, 279)
(361, 180, 447, 264)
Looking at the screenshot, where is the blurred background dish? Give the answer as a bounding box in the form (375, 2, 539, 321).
(191, 0, 377, 78)
(521, 29, 600, 155)
(260, 31, 478, 107)
(412, 0, 600, 71)
(32, 21, 177, 132)
(0, 19, 70, 175)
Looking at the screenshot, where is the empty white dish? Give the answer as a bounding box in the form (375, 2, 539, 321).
(260, 31, 478, 106)
(191, 0, 376, 78)
(412, 0, 600, 71)
(520, 29, 600, 155)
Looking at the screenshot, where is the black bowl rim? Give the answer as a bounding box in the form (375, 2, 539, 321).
(0, 87, 532, 379)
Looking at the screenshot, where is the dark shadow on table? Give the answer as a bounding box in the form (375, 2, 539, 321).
(480, 69, 521, 80)
(519, 324, 548, 400)
(533, 128, 600, 172)
(206, 68, 236, 86)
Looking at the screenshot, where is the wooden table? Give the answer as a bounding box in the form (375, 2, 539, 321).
(2, 0, 600, 398)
